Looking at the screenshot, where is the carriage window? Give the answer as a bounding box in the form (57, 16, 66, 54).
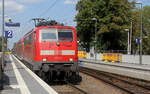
(24, 34, 32, 45)
(28, 34, 32, 44)
(58, 30, 73, 41)
(41, 29, 57, 41)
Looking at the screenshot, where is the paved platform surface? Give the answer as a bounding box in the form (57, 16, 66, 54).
(80, 58, 150, 81)
(80, 58, 150, 71)
(1, 54, 58, 94)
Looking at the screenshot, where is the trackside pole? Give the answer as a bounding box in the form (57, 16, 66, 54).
(0, 0, 5, 90)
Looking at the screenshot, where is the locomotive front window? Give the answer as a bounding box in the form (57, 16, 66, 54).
(58, 30, 73, 41)
(42, 33, 56, 39)
(41, 29, 57, 41)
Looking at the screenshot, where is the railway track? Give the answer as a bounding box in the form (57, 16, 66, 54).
(64, 80, 88, 94)
(80, 67, 150, 94)
(49, 80, 88, 94)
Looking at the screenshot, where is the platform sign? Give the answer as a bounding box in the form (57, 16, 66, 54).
(5, 22, 20, 27)
(5, 30, 13, 38)
(136, 38, 141, 44)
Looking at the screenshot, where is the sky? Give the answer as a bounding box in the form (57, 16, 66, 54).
(0, 0, 149, 49)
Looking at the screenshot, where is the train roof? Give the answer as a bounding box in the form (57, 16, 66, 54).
(34, 25, 76, 30)
(23, 25, 76, 38)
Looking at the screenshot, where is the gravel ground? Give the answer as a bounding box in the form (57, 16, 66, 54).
(77, 73, 129, 94)
(51, 85, 82, 94)
(51, 73, 129, 94)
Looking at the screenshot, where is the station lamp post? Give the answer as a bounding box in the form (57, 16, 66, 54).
(0, 0, 5, 90)
(135, 2, 143, 64)
(139, 3, 143, 65)
(125, 19, 133, 55)
(129, 1, 143, 64)
(124, 29, 131, 55)
(92, 18, 97, 60)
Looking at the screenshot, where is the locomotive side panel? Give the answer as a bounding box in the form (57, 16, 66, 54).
(23, 32, 36, 65)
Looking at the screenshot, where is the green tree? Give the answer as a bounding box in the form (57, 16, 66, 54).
(76, 0, 95, 51)
(76, 0, 132, 52)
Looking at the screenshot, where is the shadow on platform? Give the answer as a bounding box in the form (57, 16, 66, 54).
(0, 60, 13, 91)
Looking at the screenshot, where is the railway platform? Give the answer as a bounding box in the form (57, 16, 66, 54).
(79, 58, 150, 81)
(1, 54, 58, 94)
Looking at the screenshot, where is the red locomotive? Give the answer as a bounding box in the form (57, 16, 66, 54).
(14, 25, 81, 82)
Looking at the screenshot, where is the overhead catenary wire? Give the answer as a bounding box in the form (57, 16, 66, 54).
(31, 0, 60, 26)
(45, 0, 78, 26)
(38, 0, 58, 18)
(21, 0, 58, 29)
(21, 0, 75, 33)
(22, 0, 59, 30)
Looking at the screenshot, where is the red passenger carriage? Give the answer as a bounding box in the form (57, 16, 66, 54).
(14, 39, 24, 59)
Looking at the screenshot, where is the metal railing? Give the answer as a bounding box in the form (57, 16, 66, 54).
(96, 50, 127, 54)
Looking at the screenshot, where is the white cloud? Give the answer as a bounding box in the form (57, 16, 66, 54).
(64, 0, 77, 5)
(0, 1, 24, 14)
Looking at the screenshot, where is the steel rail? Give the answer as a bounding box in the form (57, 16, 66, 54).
(64, 79, 88, 94)
(79, 60, 150, 71)
(80, 67, 150, 94)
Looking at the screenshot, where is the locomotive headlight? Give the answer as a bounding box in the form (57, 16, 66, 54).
(43, 58, 47, 61)
(69, 58, 73, 62)
(56, 42, 60, 46)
